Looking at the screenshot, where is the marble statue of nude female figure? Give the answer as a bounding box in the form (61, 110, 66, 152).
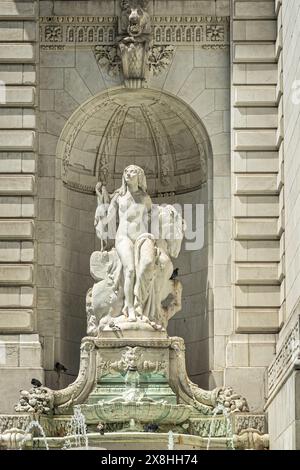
(96, 165, 153, 322)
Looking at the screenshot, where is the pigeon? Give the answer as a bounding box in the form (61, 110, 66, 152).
(109, 321, 121, 331)
(97, 422, 105, 435)
(170, 268, 179, 280)
(31, 378, 42, 388)
(54, 362, 67, 373)
(144, 423, 159, 433)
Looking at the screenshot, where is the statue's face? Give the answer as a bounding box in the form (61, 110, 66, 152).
(124, 166, 139, 185)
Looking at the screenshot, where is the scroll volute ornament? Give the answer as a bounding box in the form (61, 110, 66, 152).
(118, 0, 152, 88)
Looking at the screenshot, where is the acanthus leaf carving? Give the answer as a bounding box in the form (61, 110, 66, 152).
(94, 44, 121, 77)
(148, 45, 175, 75)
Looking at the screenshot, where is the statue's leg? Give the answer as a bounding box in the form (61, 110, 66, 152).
(134, 237, 156, 318)
(116, 237, 136, 321)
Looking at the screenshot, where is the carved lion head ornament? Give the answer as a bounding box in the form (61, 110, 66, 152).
(120, 0, 151, 37)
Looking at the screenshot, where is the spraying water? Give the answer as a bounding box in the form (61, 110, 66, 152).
(62, 405, 88, 449)
(19, 420, 49, 450)
(168, 430, 174, 450)
(206, 403, 235, 450)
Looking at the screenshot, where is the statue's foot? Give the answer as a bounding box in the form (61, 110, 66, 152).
(135, 305, 143, 317)
(128, 307, 137, 322)
(150, 321, 163, 331)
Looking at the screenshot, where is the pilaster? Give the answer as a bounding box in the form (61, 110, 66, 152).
(0, 0, 43, 413)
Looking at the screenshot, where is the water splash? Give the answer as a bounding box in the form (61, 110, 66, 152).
(206, 405, 221, 450)
(62, 405, 88, 450)
(168, 430, 174, 450)
(221, 405, 235, 450)
(19, 420, 49, 450)
(206, 403, 235, 450)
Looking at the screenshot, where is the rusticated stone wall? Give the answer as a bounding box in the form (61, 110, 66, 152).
(0, 0, 43, 413)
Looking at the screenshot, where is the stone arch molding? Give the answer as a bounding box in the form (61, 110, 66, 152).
(57, 88, 211, 196)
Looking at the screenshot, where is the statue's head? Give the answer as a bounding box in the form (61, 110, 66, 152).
(121, 165, 147, 193)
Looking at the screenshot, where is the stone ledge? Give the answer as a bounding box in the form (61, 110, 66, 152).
(0, 308, 34, 332)
(0, 86, 35, 107)
(234, 1, 276, 20)
(233, 20, 277, 42)
(233, 63, 278, 85)
(233, 151, 279, 173)
(0, 175, 34, 194)
(0, 43, 35, 63)
(234, 218, 279, 240)
(235, 174, 278, 195)
(0, 241, 34, 263)
(236, 308, 279, 333)
(234, 86, 277, 106)
(0, 264, 33, 285)
(235, 263, 279, 285)
(235, 285, 280, 308)
(0, 286, 33, 308)
(234, 129, 277, 151)
(234, 106, 278, 128)
(0, 220, 34, 240)
(235, 240, 280, 262)
(234, 195, 279, 218)
(0, 21, 36, 42)
(0, 1, 36, 20)
(0, 152, 36, 173)
(0, 109, 36, 129)
(0, 196, 35, 218)
(0, 64, 36, 85)
(0, 131, 35, 151)
(233, 43, 276, 63)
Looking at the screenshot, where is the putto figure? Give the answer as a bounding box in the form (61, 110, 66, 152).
(88, 165, 185, 334)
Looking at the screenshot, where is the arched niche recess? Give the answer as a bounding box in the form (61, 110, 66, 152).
(57, 88, 210, 196)
(55, 88, 212, 384)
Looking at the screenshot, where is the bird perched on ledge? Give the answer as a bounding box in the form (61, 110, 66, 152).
(31, 378, 42, 388)
(144, 423, 159, 433)
(54, 362, 67, 373)
(97, 422, 105, 435)
(109, 321, 122, 332)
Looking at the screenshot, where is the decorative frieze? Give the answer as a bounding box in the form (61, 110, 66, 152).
(39, 15, 229, 47)
(233, 414, 266, 435)
(268, 317, 300, 397)
(0, 415, 32, 434)
(97, 347, 167, 378)
(189, 413, 266, 438)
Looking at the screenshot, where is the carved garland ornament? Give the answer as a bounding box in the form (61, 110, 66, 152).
(97, 347, 167, 378)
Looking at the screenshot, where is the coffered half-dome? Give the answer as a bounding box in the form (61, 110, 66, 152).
(58, 88, 210, 195)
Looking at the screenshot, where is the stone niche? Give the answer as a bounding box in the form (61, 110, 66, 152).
(54, 88, 212, 383)
(59, 88, 209, 197)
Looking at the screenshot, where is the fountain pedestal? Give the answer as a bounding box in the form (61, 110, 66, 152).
(2, 331, 270, 449)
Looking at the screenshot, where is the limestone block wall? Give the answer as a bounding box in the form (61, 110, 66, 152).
(230, 0, 281, 411)
(0, 0, 43, 413)
(279, 0, 300, 331)
(267, 0, 300, 449)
